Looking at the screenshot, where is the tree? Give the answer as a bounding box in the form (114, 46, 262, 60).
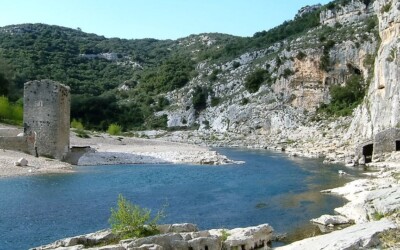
(0, 58, 14, 97)
(192, 86, 208, 113)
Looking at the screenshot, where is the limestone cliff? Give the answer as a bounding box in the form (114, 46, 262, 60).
(159, 0, 387, 161)
(346, 0, 400, 144)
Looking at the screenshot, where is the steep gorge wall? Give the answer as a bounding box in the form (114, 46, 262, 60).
(346, 0, 400, 144)
(163, 1, 377, 139)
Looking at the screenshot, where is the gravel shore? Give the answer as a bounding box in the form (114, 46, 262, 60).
(0, 149, 73, 178)
(0, 127, 235, 178)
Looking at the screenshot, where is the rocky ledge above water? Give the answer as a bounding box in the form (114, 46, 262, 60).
(31, 223, 273, 250)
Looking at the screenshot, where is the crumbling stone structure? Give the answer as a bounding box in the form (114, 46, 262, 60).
(357, 128, 400, 163)
(23, 80, 71, 160)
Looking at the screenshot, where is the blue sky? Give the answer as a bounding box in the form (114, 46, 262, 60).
(0, 0, 331, 40)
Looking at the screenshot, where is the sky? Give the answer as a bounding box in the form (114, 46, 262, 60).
(0, 0, 332, 40)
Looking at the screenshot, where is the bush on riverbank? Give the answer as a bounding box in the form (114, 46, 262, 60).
(109, 194, 164, 239)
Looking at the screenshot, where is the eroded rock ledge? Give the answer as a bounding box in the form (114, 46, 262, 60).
(31, 223, 273, 250)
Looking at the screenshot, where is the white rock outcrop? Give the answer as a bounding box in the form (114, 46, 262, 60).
(32, 224, 274, 250)
(276, 219, 396, 250)
(346, 0, 400, 143)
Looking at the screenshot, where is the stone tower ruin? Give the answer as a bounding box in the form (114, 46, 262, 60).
(23, 80, 71, 160)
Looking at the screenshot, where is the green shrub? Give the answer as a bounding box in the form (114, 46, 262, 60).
(109, 194, 164, 239)
(318, 74, 365, 116)
(320, 40, 336, 71)
(221, 229, 231, 241)
(381, 3, 391, 13)
(244, 68, 268, 93)
(0, 96, 11, 120)
(209, 69, 221, 82)
(241, 97, 249, 105)
(282, 68, 294, 79)
(296, 51, 307, 60)
(232, 61, 241, 69)
(108, 123, 122, 135)
(366, 16, 378, 32)
(202, 120, 210, 129)
(192, 86, 209, 113)
(211, 97, 221, 107)
(0, 96, 23, 125)
(71, 119, 84, 130)
(155, 96, 170, 111)
(146, 114, 168, 129)
(372, 211, 385, 221)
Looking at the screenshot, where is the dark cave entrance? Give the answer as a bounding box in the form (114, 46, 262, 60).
(347, 64, 362, 75)
(396, 140, 400, 151)
(362, 143, 374, 163)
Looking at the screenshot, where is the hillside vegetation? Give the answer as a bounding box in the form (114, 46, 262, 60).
(0, 0, 376, 131)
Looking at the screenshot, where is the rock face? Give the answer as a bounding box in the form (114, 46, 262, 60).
(221, 224, 273, 250)
(31, 224, 274, 250)
(154, 0, 385, 160)
(320, 0, 374, 27)
(276, 219, 396, 250)
(346, 0, 400, 145)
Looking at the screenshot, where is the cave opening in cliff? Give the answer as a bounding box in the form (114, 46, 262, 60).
(347, 64, 362, 75)
(362, 144, 373, 163)
(396, 140, 400, 151)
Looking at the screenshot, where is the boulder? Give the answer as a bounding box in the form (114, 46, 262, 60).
(310, 214, 352, 225)
(223, 224, 273, 250)
(14, 157, 28, 167)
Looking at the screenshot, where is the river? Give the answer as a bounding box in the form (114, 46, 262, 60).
(0, 148, 365, 249)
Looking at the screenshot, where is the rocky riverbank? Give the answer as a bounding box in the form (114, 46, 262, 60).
(31, 223, 274, 250)
(277, 159, 400, 249)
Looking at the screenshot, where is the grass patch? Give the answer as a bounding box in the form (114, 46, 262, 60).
(371, 211, 385, 221)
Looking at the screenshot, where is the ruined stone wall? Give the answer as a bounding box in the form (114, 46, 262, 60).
(0, 136, 33, 154)
(23, 80, 70, 160)
(374, 128, 400, 155)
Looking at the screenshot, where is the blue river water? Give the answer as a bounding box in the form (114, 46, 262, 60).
(0, 148, 363, 249)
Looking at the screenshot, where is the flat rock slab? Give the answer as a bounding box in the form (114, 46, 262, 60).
(275, 219, 396, 250)
(310, 214, 351, 225)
